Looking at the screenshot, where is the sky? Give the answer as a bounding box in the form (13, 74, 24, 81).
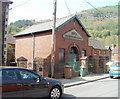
(8, 0, 119, 24)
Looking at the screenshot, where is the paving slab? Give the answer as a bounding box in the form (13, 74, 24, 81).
(56, 73, 109, 87)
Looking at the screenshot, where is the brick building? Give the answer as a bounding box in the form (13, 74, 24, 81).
(0, 0, 13, 66)
(15, 15, 111, 78)
(111, 46, 120, 61)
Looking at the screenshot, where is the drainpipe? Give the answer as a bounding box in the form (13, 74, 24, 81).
(31, 33, 35, 70)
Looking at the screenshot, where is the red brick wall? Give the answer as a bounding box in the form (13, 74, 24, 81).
(55, 18, 89, 65)
(15, 17, 111, 77)
(15, 17, 90, 76)
(15, 35, 33, 64)
(87, 46, 111, 59)
(34, 32, 52, 58)
(15, 32, 52, 71)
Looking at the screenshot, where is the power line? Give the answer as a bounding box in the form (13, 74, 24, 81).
(64, 0, 71, 15)
(84, 0, 106, 17)
(9, 0, 32, 10)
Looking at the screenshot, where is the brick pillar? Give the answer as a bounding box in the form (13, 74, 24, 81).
(80, 56, 88, 74)
(93, 57, 99, 73)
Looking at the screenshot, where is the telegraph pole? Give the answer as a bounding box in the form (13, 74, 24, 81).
(51, 0, 57, 77)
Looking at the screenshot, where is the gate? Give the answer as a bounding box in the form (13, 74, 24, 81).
(68, 53, 80, 71)
(88, 57, 95, 73)
(68, 47, 80, 71)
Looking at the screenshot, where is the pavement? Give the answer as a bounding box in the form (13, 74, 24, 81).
(56, 73, 109, 88)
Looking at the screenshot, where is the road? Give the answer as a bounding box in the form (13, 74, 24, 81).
(62, 78, 119, 98)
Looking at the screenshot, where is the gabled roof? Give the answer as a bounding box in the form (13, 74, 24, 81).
(89, 39, 107, 50)
(14, 15, 91, 37)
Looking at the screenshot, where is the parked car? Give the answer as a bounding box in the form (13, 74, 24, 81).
(106, 60, 114, 72)
(0, 67, 64, 98)
(109, 61, 120, 78)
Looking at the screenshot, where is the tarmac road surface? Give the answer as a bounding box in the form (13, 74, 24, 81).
(62, 78, 119, 98)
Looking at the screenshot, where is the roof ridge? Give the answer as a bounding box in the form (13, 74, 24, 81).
(14, 15, 90, 37)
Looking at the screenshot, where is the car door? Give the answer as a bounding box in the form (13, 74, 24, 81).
(2, 69, 23, 98)
(18, 69, 49, 97)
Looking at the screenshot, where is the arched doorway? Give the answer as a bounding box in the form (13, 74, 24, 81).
(68, 47, 79, 71)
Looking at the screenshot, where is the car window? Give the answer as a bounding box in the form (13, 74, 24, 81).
(19, 70, 39, 80)
(111, 62, 120, 67)
(0, 70, 2, 81)
(2, 69, 18, 80)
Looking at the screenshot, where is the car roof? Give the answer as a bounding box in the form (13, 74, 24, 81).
(0, 66, 26, 70)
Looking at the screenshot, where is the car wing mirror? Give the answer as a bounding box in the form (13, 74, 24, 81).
(32, 77, 40, 82)
(36, 78, 40, 82)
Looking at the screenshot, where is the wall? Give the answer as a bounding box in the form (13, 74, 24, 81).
(15, 35, 33, 67)
(0, 2, 2, 65)
(55, 18, 89, 65)
(15, 17, 111, 77)
(0, 1, 12, 65)
(34, 32, 52, 59)
(15, 32, 52, 70)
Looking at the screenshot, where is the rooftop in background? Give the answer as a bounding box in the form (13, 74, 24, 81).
(112, 46, 120, 54)
(89, 39, 107, 50)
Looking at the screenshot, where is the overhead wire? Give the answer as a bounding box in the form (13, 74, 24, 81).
(63, 0, 71, 15)
(84, 0, 106, 18)
(9, 0, 32, 10)
(84, 0, 106, 17)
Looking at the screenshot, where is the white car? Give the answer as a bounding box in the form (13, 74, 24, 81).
(109, 61, 120, 78)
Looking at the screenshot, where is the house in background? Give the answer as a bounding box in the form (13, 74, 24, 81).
(14, 15, 111, 78)
(88, 39, 111, 73)
(0, 0, 13, 65)
(111, 45, 120, 61)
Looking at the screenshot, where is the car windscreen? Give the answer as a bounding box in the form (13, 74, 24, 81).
(0, 69, 1, 83)
(111, 62, 120, 67)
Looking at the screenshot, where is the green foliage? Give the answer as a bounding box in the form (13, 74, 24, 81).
(7, 44, 15, 63)
(8, 20, 36, 34)
(77, 5, 118, 46)
(97, 35, 119, 46)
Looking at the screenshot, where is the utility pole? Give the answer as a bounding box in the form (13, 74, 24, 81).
(51, 0, 57, 77)
(31, 33, 35, 70)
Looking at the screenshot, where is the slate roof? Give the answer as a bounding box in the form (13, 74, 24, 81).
(14, 15, 90, 37)
(89, 39, 107, 50)
(17, 56, 28, 61)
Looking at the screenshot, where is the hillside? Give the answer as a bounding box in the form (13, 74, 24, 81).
(77, 6, 118, 46)
(8, 6, 119, 46)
